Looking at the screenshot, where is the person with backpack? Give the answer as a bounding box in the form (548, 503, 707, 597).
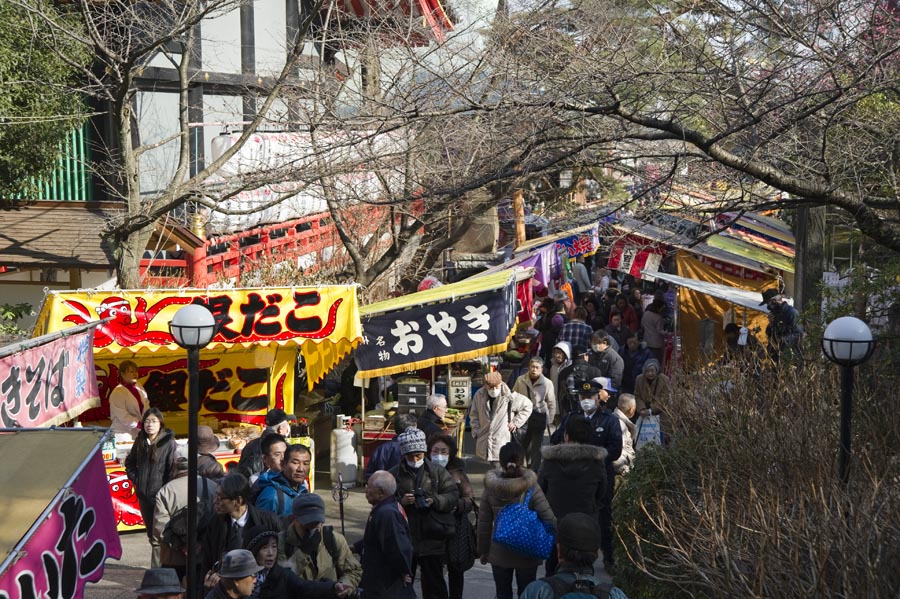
(237, 409, 295, 480)
(153, 457, 218, 583)
(278, 493, 361, 597)
(255, 443, 311, 517)
(519, 513, 627, 599)
(478, 442, 557, 599)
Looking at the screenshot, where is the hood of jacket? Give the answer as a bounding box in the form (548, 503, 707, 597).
(553, 340, 572, 360)
(540, 442, 608, 464)
(484, 468, 538, 500)
(256, 470, 296, 494)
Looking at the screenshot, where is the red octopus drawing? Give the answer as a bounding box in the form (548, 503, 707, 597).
(107, 470, 144, 527)
(63, 296, 193, 348)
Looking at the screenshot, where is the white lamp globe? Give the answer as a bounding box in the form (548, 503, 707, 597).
(169, 304, 217, 349)
(822, 316, 874, 366)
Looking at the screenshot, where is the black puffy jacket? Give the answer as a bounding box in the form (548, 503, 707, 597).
(538, 442, 607, 520)
(125, 428, 178, 503)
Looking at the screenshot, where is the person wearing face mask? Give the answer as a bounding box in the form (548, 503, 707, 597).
(550, 380, 622, 572)
(470, 371, 533, 466)
(389, 428, 459, 599)
(427, 433, 475, 599)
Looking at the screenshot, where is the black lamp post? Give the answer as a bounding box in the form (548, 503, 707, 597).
(169, 304, 217, 599)
(821, 316, 875, 487)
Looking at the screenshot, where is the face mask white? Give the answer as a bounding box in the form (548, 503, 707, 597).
(488, 387, 501, 398)
(592, 345, 602, 353)
(580, 399, 596, 413)
(431, 454, 449, 467)
(406, 458, 425, 469)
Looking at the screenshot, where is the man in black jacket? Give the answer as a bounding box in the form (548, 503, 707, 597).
(201, 473, 282, 590)
(556, 346, 602, 418)
(358, 471, 415, 599)
(237, 409, 294, 479)
(539, 415, 607, 576)
(417, 394, 448, 440)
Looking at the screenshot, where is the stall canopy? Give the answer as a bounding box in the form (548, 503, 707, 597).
(355, 271, 518, 378)
(513, 223, 600, 258)
(33, 287, 362, 424)
(468, 266, 536, 324)
(646, 271, 770, 313)
(0, 428, 122, 599)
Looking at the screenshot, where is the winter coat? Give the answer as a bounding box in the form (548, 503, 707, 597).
(279, 523, 362, 591)
(254, 564, 336, 599)
(641, 309, 666, 350)
(446, 457, 475, 515)
(470, 384, 533, 462)
(364, 438, 402, 482)
(512, 373, 558, 423)
(590, 346, 625, 390)
(198, 454, 225, 480)
(557, 361, 602, 417)
(237, 434, 266, 478)
(389, 459, 459, 557)
(125, 428, 178, 504)
(417, 409, 445, 441)
(634, 370, 672, 415)
(201, 505, 283, 577)
(255, 470, 306, 516)
(477, 469, 556, 569)
(153, 473, 218, 567)
(359, 496, 416, 599)
(548, 341, 572, 399)
(622, 345, 653, 393)
(612, 408, 636, 475)
(551, 410, 623, 484)
(538, 442, 607, 520)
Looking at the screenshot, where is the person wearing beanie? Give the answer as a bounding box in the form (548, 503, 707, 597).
(389, 428, 459, 599)
(470, 371, 533, 465)
(478, 442, 556, 599)
(519, 513, 625, 599)
(277, 493, 361, 596)
(364, 413, 418, 482)
(242, 525, 343, 599)
(634, 358, 671, 417)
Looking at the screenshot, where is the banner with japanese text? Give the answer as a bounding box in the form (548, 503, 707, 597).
(0, 451, 122, 599)
(355, 278, 518, 378)
(556, 224, 600, 258)
(33, 287, 362, 389)
(0, 329, 99, 428)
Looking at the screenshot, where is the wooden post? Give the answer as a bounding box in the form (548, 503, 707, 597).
(513, 189, 527, 248)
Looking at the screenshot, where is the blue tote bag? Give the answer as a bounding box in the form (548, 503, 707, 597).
(492, 487, 555, 559)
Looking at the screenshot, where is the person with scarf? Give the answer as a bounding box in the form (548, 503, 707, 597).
(110, 359, 148, 440)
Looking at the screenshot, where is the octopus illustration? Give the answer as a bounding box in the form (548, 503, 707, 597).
(62, 296, 193, 348)
(107, 470, 144, 527)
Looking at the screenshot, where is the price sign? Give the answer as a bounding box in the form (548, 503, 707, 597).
(448, 376, 472, 408)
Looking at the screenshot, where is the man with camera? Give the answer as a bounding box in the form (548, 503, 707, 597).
(389, 428, 459, 599)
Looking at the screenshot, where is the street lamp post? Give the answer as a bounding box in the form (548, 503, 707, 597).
(821, 316, 875, 487)
(169, 304, 217, 599)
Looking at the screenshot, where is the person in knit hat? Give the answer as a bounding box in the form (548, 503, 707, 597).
(389, 427, 459, 599)
(470, 371, 533, 466)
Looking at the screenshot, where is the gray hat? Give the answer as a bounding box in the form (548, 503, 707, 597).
(135, 568, 185, 594)
(291, 493, 326, 526)
(218, 549, 264, 579)
(397, 428, 427, 455)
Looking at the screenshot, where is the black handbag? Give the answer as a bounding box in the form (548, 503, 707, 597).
(508, 400, 528, 446)
(446, 504, 478, 571)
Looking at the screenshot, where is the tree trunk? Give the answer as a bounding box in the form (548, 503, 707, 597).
(115, 225, 153, 288)
(794, 205, 827, 314)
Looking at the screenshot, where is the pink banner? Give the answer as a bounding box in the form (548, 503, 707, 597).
(0, 330, 100, 428)
(0, 453, 123, 599)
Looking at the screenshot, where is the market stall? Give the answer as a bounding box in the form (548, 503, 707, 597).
(33, 286, 362, 529)
(354, 270, 523, 469)
(0, 428, 122, 599)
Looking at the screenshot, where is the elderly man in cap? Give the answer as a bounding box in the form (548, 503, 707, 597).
(470, 371, 533, 466)
(761, 288, 803, 362)
(237, 409, 295, 479)
(204, 549, 263, 599)
(550, 379, 621, 572)
(279, 493, 361, 597)
(135, 568, 184, 599)
(390, 428, 459, 599)
(519, 513, 621, 599)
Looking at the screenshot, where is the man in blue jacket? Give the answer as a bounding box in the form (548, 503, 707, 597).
(357, 470, 415, 599)
(363, 413, 418, 483)
(551, 379, 622, 570)
(255, 443, 310, 516)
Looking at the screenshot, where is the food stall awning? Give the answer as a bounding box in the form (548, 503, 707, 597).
(705, 234, 795, 274)
(645, 270, 770, 313)
(513, 223, 600, 258)
(0, 428, 122, 599)
(356, 271, 518, 378)
(33, 287, 362, 391)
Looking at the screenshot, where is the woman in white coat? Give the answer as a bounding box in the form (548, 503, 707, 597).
(469, 371, 533, 466)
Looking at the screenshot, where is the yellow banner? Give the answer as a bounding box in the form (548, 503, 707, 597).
(34, 287, 362, 388)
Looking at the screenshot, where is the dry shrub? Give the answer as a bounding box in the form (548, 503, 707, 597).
(614, 360, 900, 599)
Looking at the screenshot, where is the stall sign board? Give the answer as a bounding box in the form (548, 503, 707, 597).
(448, 376, 472, 408)
(0, 453, 122, 599)
(356, 279, 517, 379)
(0, 329, 100, 428)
